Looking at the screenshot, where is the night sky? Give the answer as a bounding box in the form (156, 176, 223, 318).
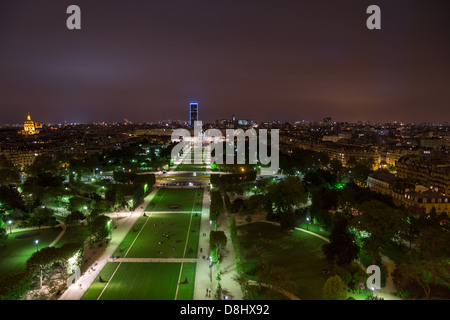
(1, 0, 449, 124)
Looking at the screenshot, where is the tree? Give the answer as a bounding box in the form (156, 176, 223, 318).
(66, 210, 86, 226)
(26, 154, 58, 176)
(210, 191, 224, 221)
(279, 210, 296, 232)
(0, 272, 33, 300)
(0, 169, 20, 185)
(89, 215, 110, 243)
(351, 200, 407, 265)
(29, 207, 55, 228)
(322, 274, 348, 300)
(0, 185, 25, 211)
(322, 217, 359, 266)
(0, 227, 7, 243)
(214, 282, 223, 300)
(105, 188, 117, 205)
(68, 196, 91, 213)
(392, 262, 431, 300)
(266, 176, 307, 229)
(209, 230, 227, 263)
(310, 187, 338, 230)
(417, 217, 450, 286)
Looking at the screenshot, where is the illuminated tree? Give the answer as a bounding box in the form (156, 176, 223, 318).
(209, 230, 227, 263)
(266, 176, 307, 230)
(351, 200, 407, 265)
(89, 215, 110, 243)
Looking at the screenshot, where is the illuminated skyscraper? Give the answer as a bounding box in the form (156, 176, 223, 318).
(190, 102, 198, 126)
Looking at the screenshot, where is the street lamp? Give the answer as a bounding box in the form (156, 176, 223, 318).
(306, 217, 310, 230)
(8, 220, 12, 234)
(35, 240, 39, 252)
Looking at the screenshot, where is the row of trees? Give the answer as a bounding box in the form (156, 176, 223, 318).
(217, 146, 450, 299)
(0, 242, 83, 300)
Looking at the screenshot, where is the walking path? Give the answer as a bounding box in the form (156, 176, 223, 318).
(59, 189, 158, 300)
(49, 220, 66, 247)
(110, 258, 198, 263)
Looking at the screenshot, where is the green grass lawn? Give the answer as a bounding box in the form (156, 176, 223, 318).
(176, 262, 196, 300)
(81, 262, 120, 300)
(96, 262, 183, 300)
(237, 222, 330, 300)
(0, 227, 63, 282)
(123, 212, 200, 259)
(54, 225, 90, 248)
(145, 188, 203, 212)
(113, 214, 148, 258)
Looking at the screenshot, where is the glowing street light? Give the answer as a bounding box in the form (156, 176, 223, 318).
(306, 217, 310, 230)
(35, 240, 39, 252)
(107, 220, 112, 239)
(8, 220, 12, 234)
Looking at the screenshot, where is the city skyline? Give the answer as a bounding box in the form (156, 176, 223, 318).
(1, 0, 449, 125)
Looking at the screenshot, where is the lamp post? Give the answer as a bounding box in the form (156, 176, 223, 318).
(306, 217, 310, 230)
(8, 220, 12, 234)
(35, 240, 39, 252)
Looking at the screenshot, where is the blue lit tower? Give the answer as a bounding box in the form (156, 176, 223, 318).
(190, 102, 198, 126)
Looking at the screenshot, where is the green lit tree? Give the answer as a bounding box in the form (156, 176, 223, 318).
(89, 215, 110, 243)
(351, 200, 407, 265)
(209, 230, 227, 263)
(266, 176, 307, 230)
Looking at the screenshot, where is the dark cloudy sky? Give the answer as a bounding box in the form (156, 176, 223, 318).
(0, 0, 449, 124)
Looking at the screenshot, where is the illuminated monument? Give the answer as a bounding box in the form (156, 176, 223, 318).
(190, 102, 198, 126)
(19, 112, 42, 135)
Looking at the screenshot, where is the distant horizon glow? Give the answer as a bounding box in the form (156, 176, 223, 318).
(1, 0, 449, 124)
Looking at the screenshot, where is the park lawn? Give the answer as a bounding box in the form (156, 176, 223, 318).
(54, 225, 90, 248)
(113, 214, 148, 258)
(81, 262, 120, 300)
(176, 262, 196, 300)
(98, 262, 181, 300)
(237, 222, 330, 300)
(0, 227, 63, 282)
(125, 212, 198, 259)
(185, 212, 201, 258)
(146, 188, 203, 212)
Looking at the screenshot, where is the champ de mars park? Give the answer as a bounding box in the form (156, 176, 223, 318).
(0, 132, 449, 304)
